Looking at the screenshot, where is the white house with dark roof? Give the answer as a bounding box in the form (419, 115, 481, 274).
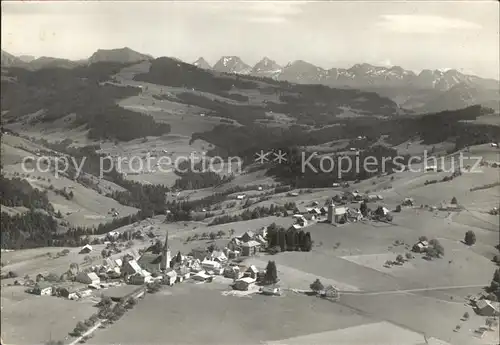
(233, 277, 256, 291)
(244, 265, 259, 279)
(79, 244, 93, 254)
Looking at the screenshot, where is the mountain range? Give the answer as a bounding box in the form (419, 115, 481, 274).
(197, 56, 499, 113)
(1, 47, 498, 113)
(1, 47, 152, 70)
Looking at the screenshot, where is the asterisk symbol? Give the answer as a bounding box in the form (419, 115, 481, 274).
(255, 150, 270, 164)
(273, 150, 287, 164)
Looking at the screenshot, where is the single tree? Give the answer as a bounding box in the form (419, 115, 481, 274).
(360, 202, 368, 216)
(75, 321, 88, 333)
(451, 196, 458, 205)
(98, 296, 112, 308)
(303, 232, 313, 252)
(175, 251, 182, 263)
(463, 312, 469, 320)
(209, 232, 217, 240)
(310, 278, 324, 293)
(464, 230, 476, 246)
(396, 254, 405, 263)
(264, 261, 278, 284)
(395, 205, 402, 213)
(419, 236, 428, 242)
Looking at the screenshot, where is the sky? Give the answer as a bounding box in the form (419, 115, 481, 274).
(1, 0, 499, 79)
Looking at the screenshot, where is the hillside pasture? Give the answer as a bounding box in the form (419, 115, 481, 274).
(90, 284, 371, 345)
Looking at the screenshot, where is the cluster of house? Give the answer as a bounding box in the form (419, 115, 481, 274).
(227, 228, 268, 257)
(292, 199, 361, 226)
(30, 270, 122, 300)
(121, 242, 268, 292)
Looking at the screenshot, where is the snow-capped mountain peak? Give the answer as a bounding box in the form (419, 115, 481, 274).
(251, 57, 282, 77)
(213, 56, 251, 75)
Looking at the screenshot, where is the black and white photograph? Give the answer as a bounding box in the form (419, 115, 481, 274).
(1, 1, 499, 344)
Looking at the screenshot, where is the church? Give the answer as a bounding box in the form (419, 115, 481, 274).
(137, 231, 172, 273)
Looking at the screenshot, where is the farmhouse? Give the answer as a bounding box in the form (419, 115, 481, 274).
(233, 277, 256, 291)
(32, 282, 53, 296)
(476, 300, 500, 316)
(412, 241, 429, 253)
(241, 241, 261, 256)
(76, 272, 100, 285)
(79, 244, 93, 254)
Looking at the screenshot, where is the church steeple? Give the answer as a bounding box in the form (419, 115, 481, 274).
(160, 230, 171, 271)
(163, 231, 169, 251)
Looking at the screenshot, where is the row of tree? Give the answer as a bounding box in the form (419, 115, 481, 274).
(266, 223, 313, 253)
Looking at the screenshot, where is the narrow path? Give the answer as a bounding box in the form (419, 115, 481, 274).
(340, 283, 487, 296)
(67, 321, 101, 345)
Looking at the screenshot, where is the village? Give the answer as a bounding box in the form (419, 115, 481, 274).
(3, 183, 497, 344)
